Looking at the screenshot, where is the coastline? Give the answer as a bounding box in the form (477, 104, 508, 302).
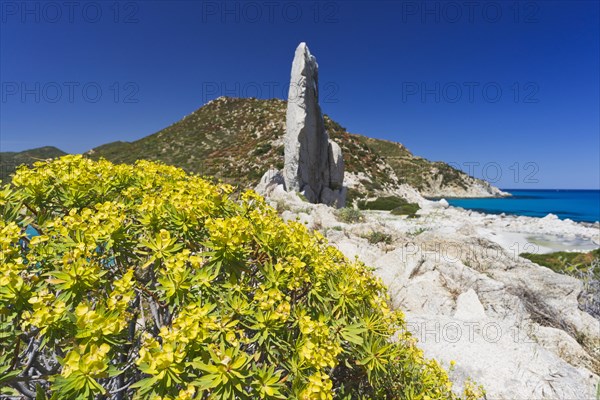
(444, 207, 600, 254)
(439, 189, 600, 225)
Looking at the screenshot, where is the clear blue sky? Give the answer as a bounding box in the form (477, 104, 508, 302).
(1, 0, 598, 189)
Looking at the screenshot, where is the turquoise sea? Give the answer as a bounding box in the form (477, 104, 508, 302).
(445, 189, 600, 223)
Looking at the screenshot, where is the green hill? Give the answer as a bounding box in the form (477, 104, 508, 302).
(86, 97, 503, 200)
(1, 97, 503, 200)
(0, 146, 67, 183)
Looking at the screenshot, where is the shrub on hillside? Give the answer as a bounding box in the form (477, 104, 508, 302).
(577, 258, 600, 320)
(344, 188, 363, 206)
(357, 196, 407, 211)
(390, 202, 420, 217)
(358, 196, 421, 217)
(0, 156, 483, 399)
(520, 249, 599, 277)
(364, 231, 393, 245)
(334, 207, 364, 224)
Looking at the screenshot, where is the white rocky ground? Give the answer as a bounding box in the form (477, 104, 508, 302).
(258, 183, 600, 399)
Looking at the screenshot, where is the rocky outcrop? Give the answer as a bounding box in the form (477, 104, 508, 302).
(418, 171, 509, 198)
(282, 43, 346, 207)
(258, 192, 600, 399)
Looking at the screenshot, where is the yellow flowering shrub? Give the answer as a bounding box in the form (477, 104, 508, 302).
(0, 156, 484, 399)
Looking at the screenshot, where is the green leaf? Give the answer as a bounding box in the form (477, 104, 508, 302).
(0, 369, 20, 385)
(35, 384, 46, 400)
(340, 323, 367, 345)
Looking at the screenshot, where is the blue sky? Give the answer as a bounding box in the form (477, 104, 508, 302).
(1, 0, 598, 189)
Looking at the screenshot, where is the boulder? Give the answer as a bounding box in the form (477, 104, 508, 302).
(255, 168, 285, 196)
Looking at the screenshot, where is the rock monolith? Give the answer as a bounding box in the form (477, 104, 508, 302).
(282, 42, 345, 207)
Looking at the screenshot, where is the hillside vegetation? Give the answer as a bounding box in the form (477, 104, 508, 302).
(521, 249, 600, 276)
(84, 97, 499, 199)
(1, 98, 502, 200)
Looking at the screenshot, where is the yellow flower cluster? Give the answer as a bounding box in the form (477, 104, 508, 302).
(0, 260, 27, 302)
(0, 221, 32, 304)
(137, 333, 187, 377)
(21, 289, 67, 334)
(301, 371, 333, 400)
(61, 343, 111, 379)
(0, 220, 22, 258)
(163, 303, 216, 345)
(274, 256, 311, 291)
(107, 268, 135, 312)
(254, 285, 291, 321)
(205, 216, 252, 259)
(75, 303, 128, 342)
(298, 314, 342, 370)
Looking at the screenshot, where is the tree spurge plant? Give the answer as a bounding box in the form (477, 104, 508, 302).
(0, 155, 484, 399)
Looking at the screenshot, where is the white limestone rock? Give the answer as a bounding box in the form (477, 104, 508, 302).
(454, 289, 487, 321)
(283, 43, 328, 196)
(322, 209, 600, 398)
(283, 42, 345, 207)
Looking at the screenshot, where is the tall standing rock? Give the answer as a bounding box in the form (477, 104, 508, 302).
(283, 42, 345, 207)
